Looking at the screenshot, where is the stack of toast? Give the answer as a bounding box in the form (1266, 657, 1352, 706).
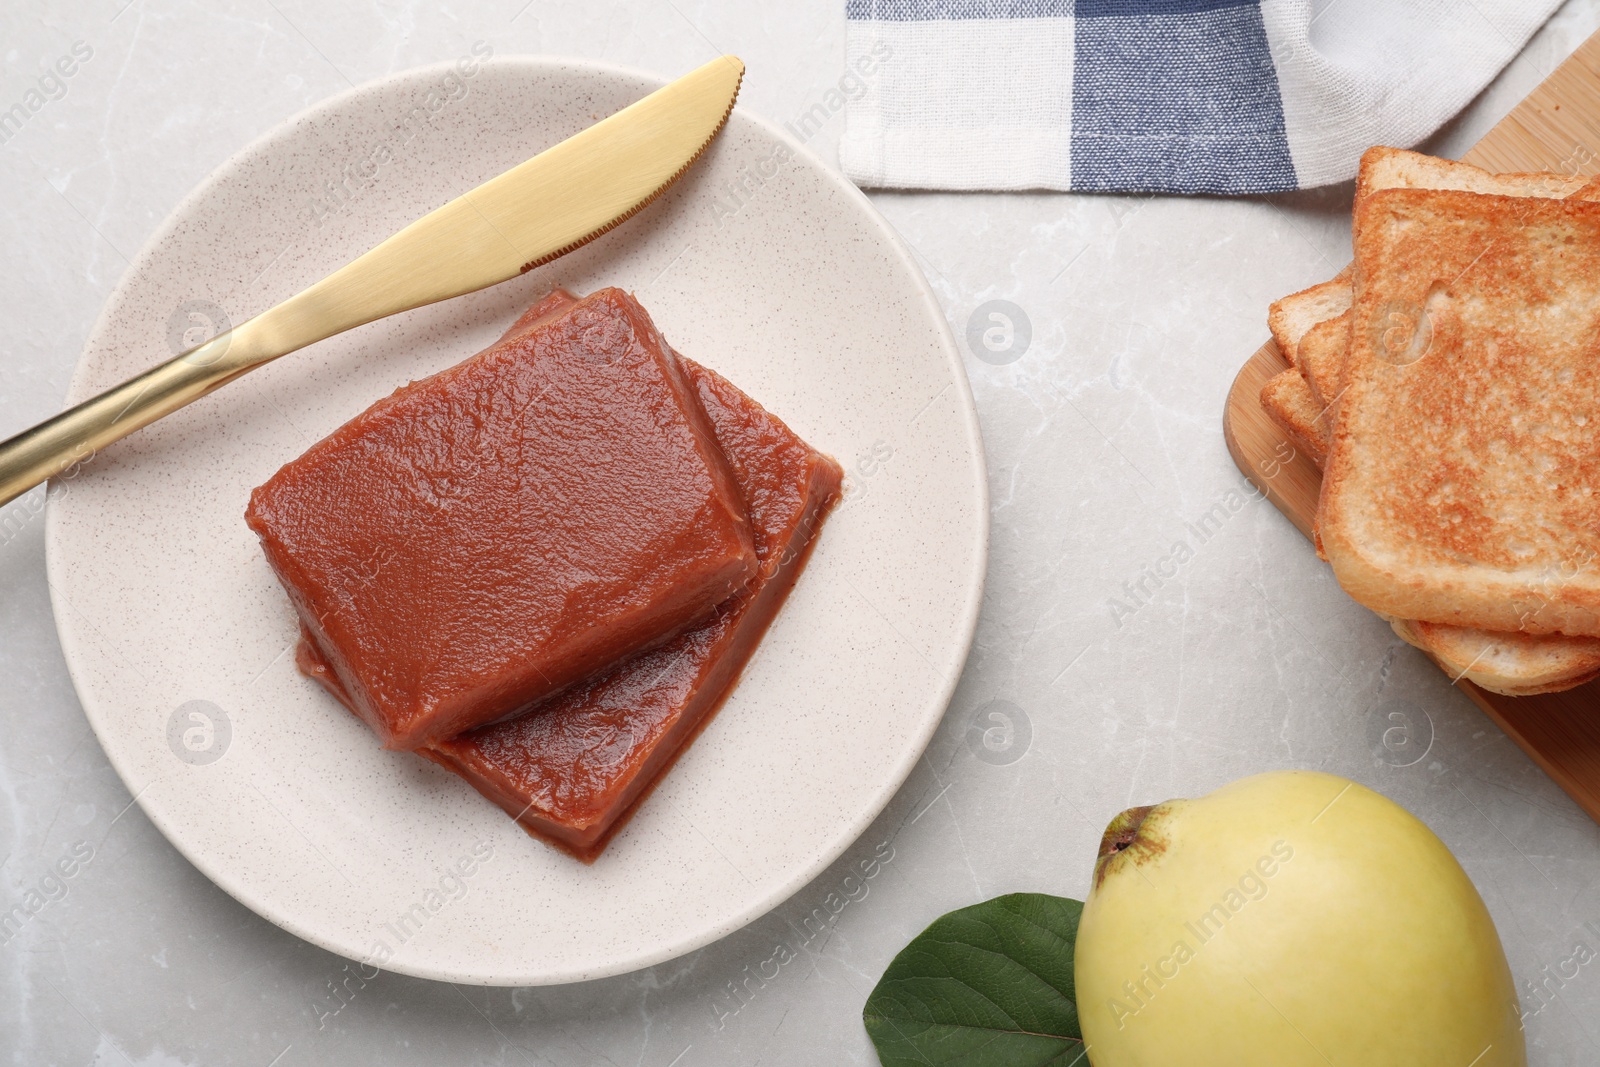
(1260, 147, 1600, 696)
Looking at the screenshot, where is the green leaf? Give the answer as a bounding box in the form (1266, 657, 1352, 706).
(863, 893, 1089, 1067)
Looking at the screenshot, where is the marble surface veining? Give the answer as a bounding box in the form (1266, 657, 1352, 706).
(4, 1, 1600, 1063)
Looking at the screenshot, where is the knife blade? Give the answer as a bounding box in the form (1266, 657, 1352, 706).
(0, 55, 744, 509)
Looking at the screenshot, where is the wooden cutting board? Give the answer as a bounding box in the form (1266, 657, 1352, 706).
(1223, 30, 1600, 822)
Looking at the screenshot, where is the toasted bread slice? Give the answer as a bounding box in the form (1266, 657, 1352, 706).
(1268, 273, 1352, 366)
(1292, 165, 1600, 432)
(1298, 312, 1352, 413)
(1353, 146, 1585, 212)
(1387, 617, 1600, 697)
(1259, 368, 1331, 467)
(1266, 148, 1587, 373)
(1321, 188, 1600, 637)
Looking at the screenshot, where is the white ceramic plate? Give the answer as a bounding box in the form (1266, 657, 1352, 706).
(46, 58, 986, 985)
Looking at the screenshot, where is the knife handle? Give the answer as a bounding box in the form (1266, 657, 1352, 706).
(0, 318, 284, 509)
(0, 252, 412, 509)
(0, 197, 532, 510)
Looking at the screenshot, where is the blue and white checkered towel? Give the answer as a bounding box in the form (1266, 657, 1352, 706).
(839, 0, 1562, 194)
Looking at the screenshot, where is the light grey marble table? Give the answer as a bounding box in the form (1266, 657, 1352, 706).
(5, 3, 1600, 1064)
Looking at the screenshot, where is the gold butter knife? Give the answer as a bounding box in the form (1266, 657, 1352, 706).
(0, 55, 744, 509)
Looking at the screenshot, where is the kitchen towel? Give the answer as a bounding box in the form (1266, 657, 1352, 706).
(838, 0, 1565, 193)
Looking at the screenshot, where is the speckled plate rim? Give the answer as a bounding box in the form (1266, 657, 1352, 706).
(44, 56, 988, 985)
